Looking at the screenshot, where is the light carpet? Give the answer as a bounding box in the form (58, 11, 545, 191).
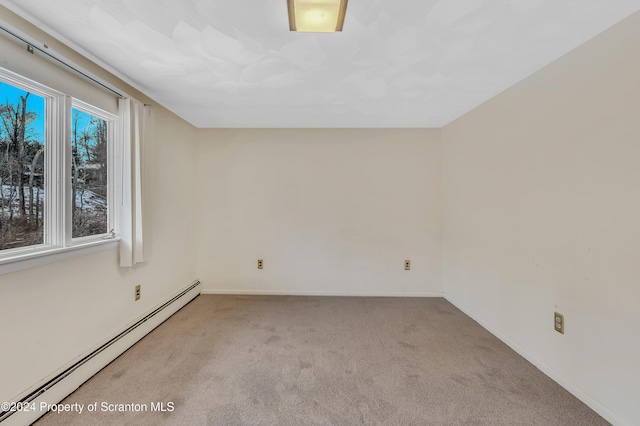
(34, 295, 608, 425)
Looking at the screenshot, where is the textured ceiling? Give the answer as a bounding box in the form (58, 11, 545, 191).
(2, 1, 640, 128)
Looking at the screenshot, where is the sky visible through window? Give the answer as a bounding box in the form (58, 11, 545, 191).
(0, 83, 99, 142)
(0, 82, 45, 139)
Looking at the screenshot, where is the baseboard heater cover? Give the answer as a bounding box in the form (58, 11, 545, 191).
(0, 280, 201, 424)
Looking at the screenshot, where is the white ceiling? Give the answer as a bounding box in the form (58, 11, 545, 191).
(2, 1, 640, 128)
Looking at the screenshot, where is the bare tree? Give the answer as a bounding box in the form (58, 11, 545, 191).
(28, 148, 43, 225)
(72, 111, 80, 215)
(0, 94, 34, 216)
(17, 93, 29, 216)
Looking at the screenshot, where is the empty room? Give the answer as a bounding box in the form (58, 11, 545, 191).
(0, 1, 638, 425)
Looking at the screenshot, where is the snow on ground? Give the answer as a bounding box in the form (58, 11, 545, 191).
(0, 185, 105, 216)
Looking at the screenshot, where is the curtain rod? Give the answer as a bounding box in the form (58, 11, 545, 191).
(0, 23, 125, 98)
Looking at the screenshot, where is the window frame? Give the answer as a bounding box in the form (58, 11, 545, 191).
(0, 67, 121, 275)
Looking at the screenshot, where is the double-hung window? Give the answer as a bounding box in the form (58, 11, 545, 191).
(0, 67, 120, 269)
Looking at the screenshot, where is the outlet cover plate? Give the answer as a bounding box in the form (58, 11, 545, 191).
(554, 312, 564, 334)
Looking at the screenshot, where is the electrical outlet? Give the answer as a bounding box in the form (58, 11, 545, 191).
(404, 260, 410, 270)
(135, 285, 141, 301)
(554, 312, 564, 334)
(257, 259, 264, 269)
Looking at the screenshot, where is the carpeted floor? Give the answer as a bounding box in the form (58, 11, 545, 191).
(34, 295, 608, 425)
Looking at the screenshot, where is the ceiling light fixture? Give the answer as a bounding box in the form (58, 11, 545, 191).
(288, 0, 348, 33)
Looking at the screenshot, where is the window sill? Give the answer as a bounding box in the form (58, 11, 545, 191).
(0, 238, 120, 276)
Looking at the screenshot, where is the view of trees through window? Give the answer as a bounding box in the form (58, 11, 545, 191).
(0, 82, 45, 251)
(71, 108, 108, 238)
(0, 80, 109, 252)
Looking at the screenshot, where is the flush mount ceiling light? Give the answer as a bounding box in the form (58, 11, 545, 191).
(288, 0, 348, 33)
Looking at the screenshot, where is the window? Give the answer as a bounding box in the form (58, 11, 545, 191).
(71, 103, 114, 239)
(0, 67, 120, 266)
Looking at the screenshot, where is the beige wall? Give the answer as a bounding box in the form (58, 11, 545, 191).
(0, 7, 198, 403)
(195, 129, 442, 296)
(442, 11, 640, 425)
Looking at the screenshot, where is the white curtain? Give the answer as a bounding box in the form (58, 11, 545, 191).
(119, 98, 150, 267)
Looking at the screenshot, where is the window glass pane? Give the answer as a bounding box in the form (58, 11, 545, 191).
(0, 82, 45, 250)
(71, 108, 107, 238)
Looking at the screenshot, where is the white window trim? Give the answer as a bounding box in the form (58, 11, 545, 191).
(0, 66, 123, 276)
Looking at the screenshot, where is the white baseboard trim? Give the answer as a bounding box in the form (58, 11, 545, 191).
(1, 280, 201, 426)
(202, 288, 443, 298)
(443, 293, 628, 426)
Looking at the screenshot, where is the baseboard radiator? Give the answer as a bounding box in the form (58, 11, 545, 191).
(0, 280, 201, 426)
